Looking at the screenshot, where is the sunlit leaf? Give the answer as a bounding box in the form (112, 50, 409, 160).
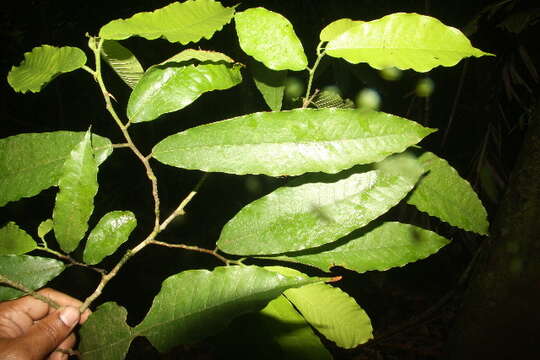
(53, 131, 99, 253)
(7, 45, 86, 93)
(83, 211, 137, 265)
(235, 8, 308, 71)
(152, 108, 434, 176)
(37, 219, 53, 241)
(101, 40, 144, 89)
(99, 0, 236, 44)
(0, 255, 64, 301)
(0, 222, 36, 255)
(320, 18, 361, 42)
(407, 151, 489, 234)
(0, 132, 112, 206)
(161, 48, 235, 65)
(325, 13, 494, 72)
(250, 60, 286, 111)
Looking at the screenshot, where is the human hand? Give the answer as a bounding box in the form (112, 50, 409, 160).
(0, 288, 91, 360)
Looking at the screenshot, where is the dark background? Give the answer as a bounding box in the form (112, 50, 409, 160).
(1, 0, 538, 359)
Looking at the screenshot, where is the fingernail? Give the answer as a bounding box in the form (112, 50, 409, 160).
(59, 306, 79, 327)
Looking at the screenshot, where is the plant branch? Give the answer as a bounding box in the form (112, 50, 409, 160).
(0, 275, 60, 309)
(149, 240, 232, 265)
(303, 41, 326, 108)
(36, 246, 106, 275)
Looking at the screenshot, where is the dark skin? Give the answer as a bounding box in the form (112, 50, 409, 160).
(0, 288, 91, 360)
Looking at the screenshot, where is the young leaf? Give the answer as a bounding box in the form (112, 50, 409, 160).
(99, 0, 236, 44)
(235, 8, 308, 71)
(83, 211, 137, 265)
(152, 108, 435, 176)
(79, 302, 134, 360)
(325, 13, 494, 72)
(0, 255, 64, 301)
(0, 222, 36, 255)
(250, 60, 287, 111)
(101, 40, 144, 89)
(7, 45, 87, 93)
(407, 151, 489, 234)
(217, 158, 424, 255)
(37, 219, 54, 241)
(127, 62, 242, 123)
(272, 222, 451, 273)
(160, 48, 235, 65)
(320, 19, 361, 42)
(53, 131, 99, 253)
(134, 266, 320, 352)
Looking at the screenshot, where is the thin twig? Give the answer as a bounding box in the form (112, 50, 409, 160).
(36, 247, 106, 275)
(303, 42, 326, 108)
(149, 240, 231, 265)
(0, 275, 60, 309)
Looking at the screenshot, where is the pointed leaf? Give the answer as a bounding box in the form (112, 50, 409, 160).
(7, 45, 86, 93)
(152, 108, 435, 176)
(134, 266, 320, 352)
(251, 60, 286, 111)
(407, 151, 489, 234)
(79, 302, 134, 360)
(99, 0, 236, 44)
(0, 131, 112, 206)
(0, 222, 36, 255)
(101, 40, 144, 89)
(217, 157, 424, 255)
(273, 222, 451, 273)
(127, 62, 242, 123)
(0, 255, 64, 301)
(325, 13, 494, 72)
(235, 8, 308, 71)
(37, 219, 54, 241)
(161, 49, 235, 65)
(53, 131, 99, 253)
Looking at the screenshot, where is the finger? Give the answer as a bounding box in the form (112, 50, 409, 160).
(0, 293, 50, 324)
(48, 333, 76, 360)
(38, 288, 84, 314)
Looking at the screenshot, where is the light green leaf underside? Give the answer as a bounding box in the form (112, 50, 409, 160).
(235, 8, 308, 71)
(7, 45, 86, 93)
(79, 302, 134, 360)
(127, 62, 242, 123)
(273, 222, 451, 273)
(0, 132, 112, 207)
(0, 255, 64, 301)
(101, 40, 144, 89)
(325, 13, 494, 72)
(320, 18, 361, 42)
(37, 219, 54, 240)
(0, 222, 36, 255)
(53, 131, 99, 253)
(312, 90, 355, 109)
(161, 48, 235, 65)
(217, 158, 424, 255)
(134, 266, 320, 352)
(152, 108, 435, 176)
(407, 151, 489, 234)
(99, 0, 236, 44)
(250, 60, 286, 111)
(83, 211, 137, 265)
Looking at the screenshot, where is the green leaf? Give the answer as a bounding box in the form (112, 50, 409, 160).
(127, 62, 242, 123)
(7, 45, 86, 93)
(273, 222, 451, 273)
(250, 60, 286, 111)
(217, 157, 425, 255)
(0, 255, 64, 301)
(320, 19, 361, 42)
(0, 131, 112, 206)
(134, 265, 320, 352)
(79, 302, 134, 360)
(0, 222, 36, 255)
(325, 13, 494, 72)
(37, 219, 54, 241)
(152, 108, 435, 176)
(235, 8, 308, 71)
(53, 131, 99, 253)
(312, 90, 355, 109)
(160, 48, 235, 65)
(99, 0, 236, 44)
(101, 40, 144, 89)
(83, 211, 137, 265)
(407, 151, 489, 234)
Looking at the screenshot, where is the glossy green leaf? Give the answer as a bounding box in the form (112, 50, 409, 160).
(161, 48, 235, 65)
(0, 131, 112, 207)
(83, 211, 137, 265)
(127, 62, 242, 123)
(101, 40, 144, 89)
(251, 60, 286, 111)
(152, 108, 434, 176)
(273, 222, 451, 273)
(0, 222, 36, 255)
(7, 45, 86, 93)
(235, 8, 308, 71)
(79, 302, 134, 360)
(217, 157, 424, 255)
(407, 151, 489, 234)
(0, 255, 64, 301)
(320, 18, 361, 42)
(325, 13, 494, 72)
(37, 219, 53, 241)
(99, 0, 235, 44)
(53, 131, 99, 253)
(134, 266, 320, 352)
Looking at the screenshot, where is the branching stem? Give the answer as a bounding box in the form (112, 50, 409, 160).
(0, 275, 60, 309)
(303, 41, 326, 108)
(36, 246, 106, 275)
(149, 240, 232, 265)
